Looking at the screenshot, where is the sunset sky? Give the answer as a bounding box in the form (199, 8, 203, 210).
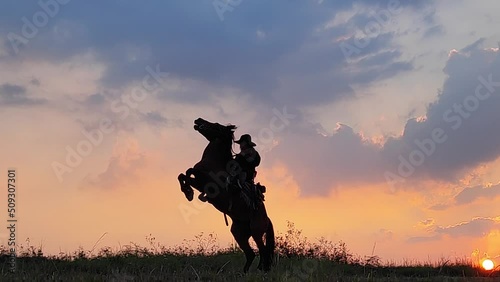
(1, 0, 500, 264)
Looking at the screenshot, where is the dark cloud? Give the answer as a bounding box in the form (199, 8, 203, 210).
(1, 83, 25, 95)
(454, 184, 500, 205)
(350, 60, 414, 86)
(141, 111, 184, 128)
(383, 42, 500, 182)
(422, 9, 437, 25)
(0, 83, 46, 106)
(267, 118, 386, 196)
(435, 217, 500, 238)
(144, 111, 167, 124)
(422, 25, 445, 38)
(338, 33, 399, 62)
(461, 38, 487, 53)
(357, 50, 404, 68)
(30, 78, 41, 86)
(267, 41, 500, 195)
(416, 7, 444, 39)
(431, 184, 500, 210)
(1, 1, 428, 108)
(84, 93, 106, 107)
(408, 216, 500, 242)
(268, 29, 414, 106)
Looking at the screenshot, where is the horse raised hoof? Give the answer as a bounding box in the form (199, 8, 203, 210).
(198, 193, 208, 202)
(180, 184, 194, 201)
(178, 174, 194, 201)
(184, 188, 194, 201)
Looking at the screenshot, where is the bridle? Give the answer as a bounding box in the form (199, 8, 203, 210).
(198, 122, 237, 155)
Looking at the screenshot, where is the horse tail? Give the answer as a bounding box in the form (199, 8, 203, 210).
(266, 217, 275, 265)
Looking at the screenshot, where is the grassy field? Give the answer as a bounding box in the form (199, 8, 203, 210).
(1, 223, 498, 281)
(1, 252, 498, 281)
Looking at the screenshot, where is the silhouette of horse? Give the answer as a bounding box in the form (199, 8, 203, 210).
(178, 118, 275, 273)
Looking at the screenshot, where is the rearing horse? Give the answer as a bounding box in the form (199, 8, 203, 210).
(178, 118, 275, 273)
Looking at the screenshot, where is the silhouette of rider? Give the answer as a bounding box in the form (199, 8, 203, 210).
(198, 133, 261, 203)
(234, 134, 261, 184)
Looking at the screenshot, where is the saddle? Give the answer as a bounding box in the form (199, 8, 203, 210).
(230, 178, 266, 210)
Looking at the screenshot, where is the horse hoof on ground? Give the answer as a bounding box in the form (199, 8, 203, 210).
(257, 263, 270, 272)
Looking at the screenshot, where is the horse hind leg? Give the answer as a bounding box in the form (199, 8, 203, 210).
(231, 223, 254, 273)
(252, 233, 269, 272)
(238, 237, 255, 273)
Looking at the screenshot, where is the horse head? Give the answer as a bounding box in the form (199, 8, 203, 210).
(194, 118, 237, 144)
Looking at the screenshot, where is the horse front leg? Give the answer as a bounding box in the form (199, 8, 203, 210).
(178, 172, 194, 201)
(184, 168, 209, 202)
(186, 168, 195, 177)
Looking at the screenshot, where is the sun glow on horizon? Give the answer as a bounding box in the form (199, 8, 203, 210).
(482, 259, 495, 271)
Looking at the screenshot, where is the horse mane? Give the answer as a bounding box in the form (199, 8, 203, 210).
(226, 124, 237, 155)
(225, 124, 237, 137)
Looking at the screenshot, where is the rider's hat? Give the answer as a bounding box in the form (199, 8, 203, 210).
(235, 134, 256, 147)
